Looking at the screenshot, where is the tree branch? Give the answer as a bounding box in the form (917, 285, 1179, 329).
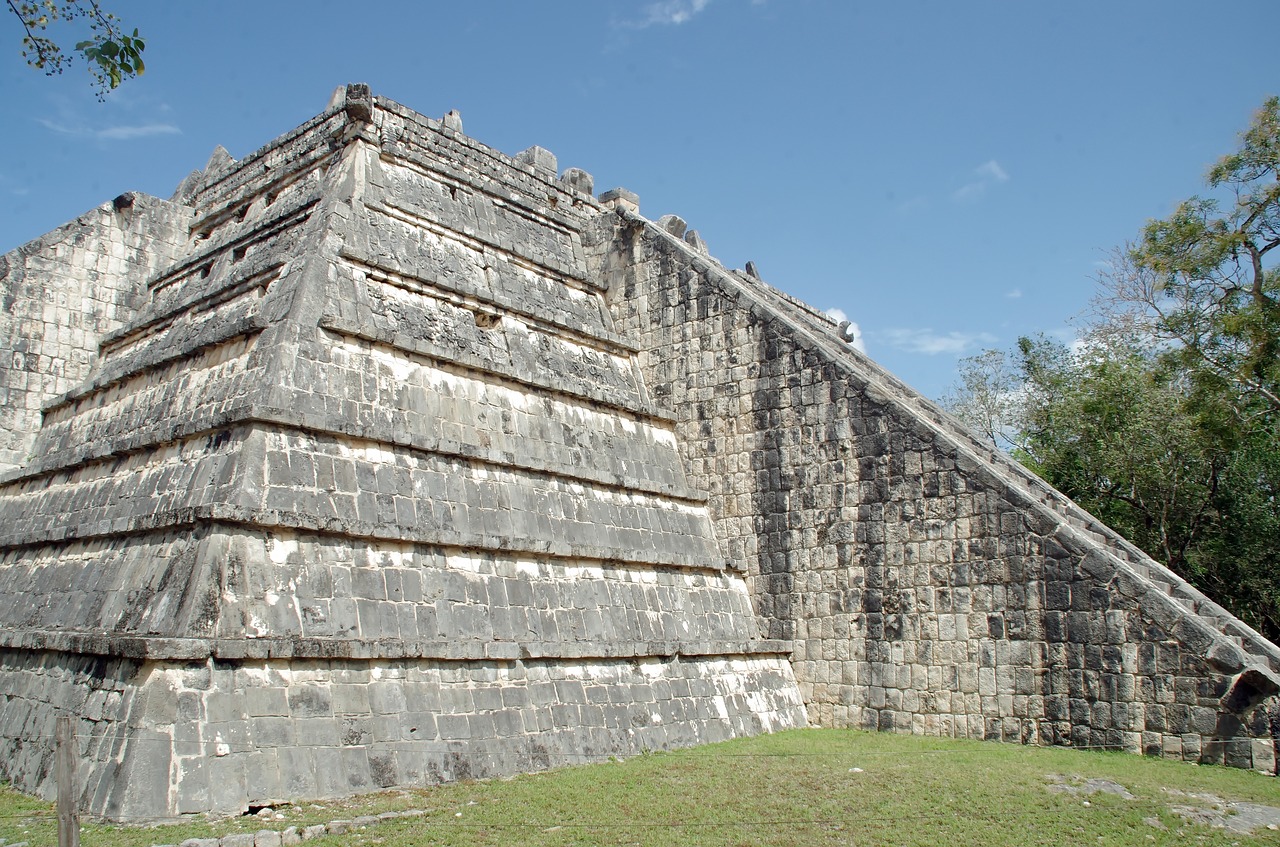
(7, 0, 58, 68)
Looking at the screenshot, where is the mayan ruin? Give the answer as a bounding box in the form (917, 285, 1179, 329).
(0, 85, 1276, 820)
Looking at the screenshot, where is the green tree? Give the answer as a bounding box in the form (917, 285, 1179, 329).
(1100, 96, 1280, 636)
(1104, 96, 1280, 422)
(946, 329, 1279, 638)
(1013, 333, 1230, 574)
(7, 0, 144, 97)
(1199, 424, 1280, 635)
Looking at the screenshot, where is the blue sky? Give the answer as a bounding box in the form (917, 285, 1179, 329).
(2, 1, 1274, 400)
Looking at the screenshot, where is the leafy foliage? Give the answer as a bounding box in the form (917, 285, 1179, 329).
(1112, 96, 1280, 420)
(1197, 424, 1280, 633)
(944, 96, 1280, 640)
(7, 0, 144, 97)
(1014, 334, 1231, 574)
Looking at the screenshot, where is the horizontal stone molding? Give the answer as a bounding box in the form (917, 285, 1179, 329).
(0, 631, 794, 662)
(374, 96, 600, 229)
(186, 110, 348, 223)
(337, 244, 633, 355)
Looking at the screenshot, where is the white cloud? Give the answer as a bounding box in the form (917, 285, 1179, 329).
(1043, 327, 1089, 356)
(1005, 288, 1023, 299)
(844, 321, 866, 353)
(951, 159, 1010, 203)
(35, 118, 80, 135)
(96, 123, 182, 140)
(880, 328, 998, 356)
(975, 160, 1009, 183)
(824, 308, 866, 353)
(903, 159, 1011, 209)
(37, 117, 181, 140)
(636, 0, 711, 26)
(951, 182, 987, 202)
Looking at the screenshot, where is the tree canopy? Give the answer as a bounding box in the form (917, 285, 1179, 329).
(7, 0, 143, 97)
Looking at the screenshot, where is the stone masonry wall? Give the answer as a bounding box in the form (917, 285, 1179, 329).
(0, 89, 809, 819)
(0, 195, 188, 473)
(0, 649, 799, 819)
(593, 211, 1280, 772)
(0, 649, 145, 812)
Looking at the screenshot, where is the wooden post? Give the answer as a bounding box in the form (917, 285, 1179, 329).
(56, 716, 80, 847)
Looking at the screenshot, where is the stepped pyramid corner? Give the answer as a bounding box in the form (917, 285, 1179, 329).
(0, 84, 1275, 819)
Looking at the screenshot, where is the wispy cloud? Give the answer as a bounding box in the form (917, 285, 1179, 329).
(632, 0, 712, 27)
(97, 123, 182, 140)
(879, 328, 998, 356)
(898, 159, 1010, 214)
(975, 160, 1009, 183)
(1005, 288, 1023, 299)
(951, 159, 1011, 203)
(894, 195, 930, 215)
(824, 307, 866, 353)
(37, 118, 180, 140)
(35, 89, 181, 143)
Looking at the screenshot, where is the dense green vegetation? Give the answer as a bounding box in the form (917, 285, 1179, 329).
(946, 96, 1280, 641)
(3, 729, 1279, 847)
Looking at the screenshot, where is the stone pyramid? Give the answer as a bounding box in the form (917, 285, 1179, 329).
(0, 85, 804, 818)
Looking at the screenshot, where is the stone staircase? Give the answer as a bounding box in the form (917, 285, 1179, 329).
(754, 264, 1280, 679)
(635, 216, 1280, 687)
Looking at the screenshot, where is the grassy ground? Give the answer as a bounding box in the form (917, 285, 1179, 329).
(3, 729, 1279, 846)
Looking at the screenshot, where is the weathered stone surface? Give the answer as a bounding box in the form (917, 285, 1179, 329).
(0, 85, 1276, 822)
(560, 167, 594, 197)
(587, 201, 1280, 772)
(598, 187, 639, 213)
(514, 145, 557, 176)
(0, 88, 805, 820)
(656, 214, 687, 239)
(0, 194, 188, 472)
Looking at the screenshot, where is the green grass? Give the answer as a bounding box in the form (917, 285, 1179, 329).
(3, 729, 1279, 846)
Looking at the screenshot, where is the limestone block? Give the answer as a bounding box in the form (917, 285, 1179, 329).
(560, 168, 594, 196)
(599, 188, 639, 213)
(514, 146, 557, 177)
